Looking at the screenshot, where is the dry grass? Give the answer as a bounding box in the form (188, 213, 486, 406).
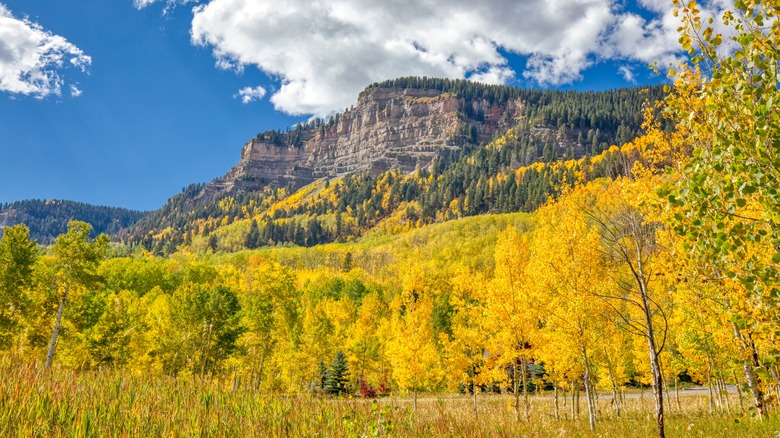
(0, 361, 777, 437)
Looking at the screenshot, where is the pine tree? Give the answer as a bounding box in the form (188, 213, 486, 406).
(245, 220, 260, 249)
(324, 351, 349, 395)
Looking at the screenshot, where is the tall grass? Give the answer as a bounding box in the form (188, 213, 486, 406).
(0, 360, 777, 437)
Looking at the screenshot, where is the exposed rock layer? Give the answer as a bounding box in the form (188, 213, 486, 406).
(197, 87, 523, 203)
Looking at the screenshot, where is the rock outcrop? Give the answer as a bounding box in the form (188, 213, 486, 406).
(195, 86, 523, 203)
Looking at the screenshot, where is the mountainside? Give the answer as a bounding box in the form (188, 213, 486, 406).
(126, 78, 666, 254)
(0, 200, 147, 244)
(164, 81, 529, 209)
(0, 78, 665, 250)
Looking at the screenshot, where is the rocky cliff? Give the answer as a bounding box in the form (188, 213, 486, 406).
(195, 86, 523, 204)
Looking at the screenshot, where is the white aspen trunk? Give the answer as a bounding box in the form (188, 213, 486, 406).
(473, 377, 478, 420)
(582, 349, 596, 431)
(664, 376, 672, 416)
(731, 322, 766, 420)
(732, 370, 744, 413)
(707, 367, 714, 415)
(571, 384, 576, 420)
(722, 377, 732, 413)
(636, 272, 665, 438)
(647, 343, 665, 438)
(554, 385, 559, 421)
(674, 377, 681, 412)
(514, 361, 521, 422)
(575, 385, 581, 419)
(521, 356, 530, 422)
(45, 284, 69, 369)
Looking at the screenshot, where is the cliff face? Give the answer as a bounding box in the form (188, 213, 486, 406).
(196, 87, 523, 203)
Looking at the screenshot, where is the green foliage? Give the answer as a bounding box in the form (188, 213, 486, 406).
(666, 0, 780, 317)
(52, 221, 110, 288)
(0, 225, 38, 348)
(245, 219, 261, 249)
(124, 82, 663, 255)
(323, 351, 350, 395)
(170, 284, 243, 377)
(0, 200, 145, 244)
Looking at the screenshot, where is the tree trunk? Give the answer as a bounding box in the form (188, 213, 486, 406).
(719, 377, 731, 413)
(732, 369, 744, 413)
(636, 274, 664, 438)
(674, 377, 681, 412)
(554, 385, 559, 421)
(514, 360, 521, 422)
(582, 348, 596, 431)
(473, 378, 478, 420)
(571, 383, 576, 420)
(606, 363, 620, 418)
(575, 384, 580, 419)
(731, 322, 766, 420)
(45, 284, 69, 369)
(521, 356, 530, 422)
(707, 367, 715, 414)
(664, 376, 672, 416)
(414, 388, 418, 411)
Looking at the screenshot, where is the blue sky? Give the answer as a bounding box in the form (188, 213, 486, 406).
(0, 0, 715, 211)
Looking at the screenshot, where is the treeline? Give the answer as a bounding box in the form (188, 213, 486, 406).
(128, 185, 288, 255)
(213, 134, 635, 253)
(369, 76, 667, 150)
(132, 90, 657, 254)
(1, 163, 777, 431)
(0, 200, 147, 244)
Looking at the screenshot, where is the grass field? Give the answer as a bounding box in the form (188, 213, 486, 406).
(0, 361, 777, 437)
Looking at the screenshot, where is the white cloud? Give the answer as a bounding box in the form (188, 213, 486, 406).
(134, 0, 200, 13)
(618, 65, 636, 83)
(69, 84, 82, 97)
(0, 4, 91, 99)
(235, 85, 266, 104)
(154, 0, 731, 115)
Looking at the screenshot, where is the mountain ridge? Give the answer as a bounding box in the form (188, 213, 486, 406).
(0, 78, 665, 248)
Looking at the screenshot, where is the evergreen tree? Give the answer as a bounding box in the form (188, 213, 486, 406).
(245, 220, 261, 249)
(323, 351, 349, 395)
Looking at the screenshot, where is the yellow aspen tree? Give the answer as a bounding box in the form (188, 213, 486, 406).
(345, 291, 389, 391)
(45, 221, 109, 369)
(385, 271, 442, 409)
(235, 259, 296, 390)
(662, 0, 780, 419)
(440, 268, 493, 419)
(484, 228, 538, 422)
(529, 187, 613, 430)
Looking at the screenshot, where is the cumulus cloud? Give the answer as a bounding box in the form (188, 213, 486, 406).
(0, 4, 91, 99)
(158, 0, 732, 115)
(235, 85, 266, 104)
(69, 84, 82, 97)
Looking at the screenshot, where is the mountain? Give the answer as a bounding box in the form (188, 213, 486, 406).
(125, 77, 666, 254)
(0, 200, 147, 244)
(0, 78, 665, 250)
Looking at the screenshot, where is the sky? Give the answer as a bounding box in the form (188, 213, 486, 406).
(0, 0, 731, 211)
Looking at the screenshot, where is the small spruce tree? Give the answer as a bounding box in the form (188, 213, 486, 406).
(324, 351, 349, 395)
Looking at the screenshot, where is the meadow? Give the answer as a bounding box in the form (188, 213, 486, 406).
(1, 360, 776, 437)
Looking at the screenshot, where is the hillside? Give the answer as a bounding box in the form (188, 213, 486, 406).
(126, 78, 665, 254)
(0, 78, 665, 251)
(0, 200, 147, 244)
